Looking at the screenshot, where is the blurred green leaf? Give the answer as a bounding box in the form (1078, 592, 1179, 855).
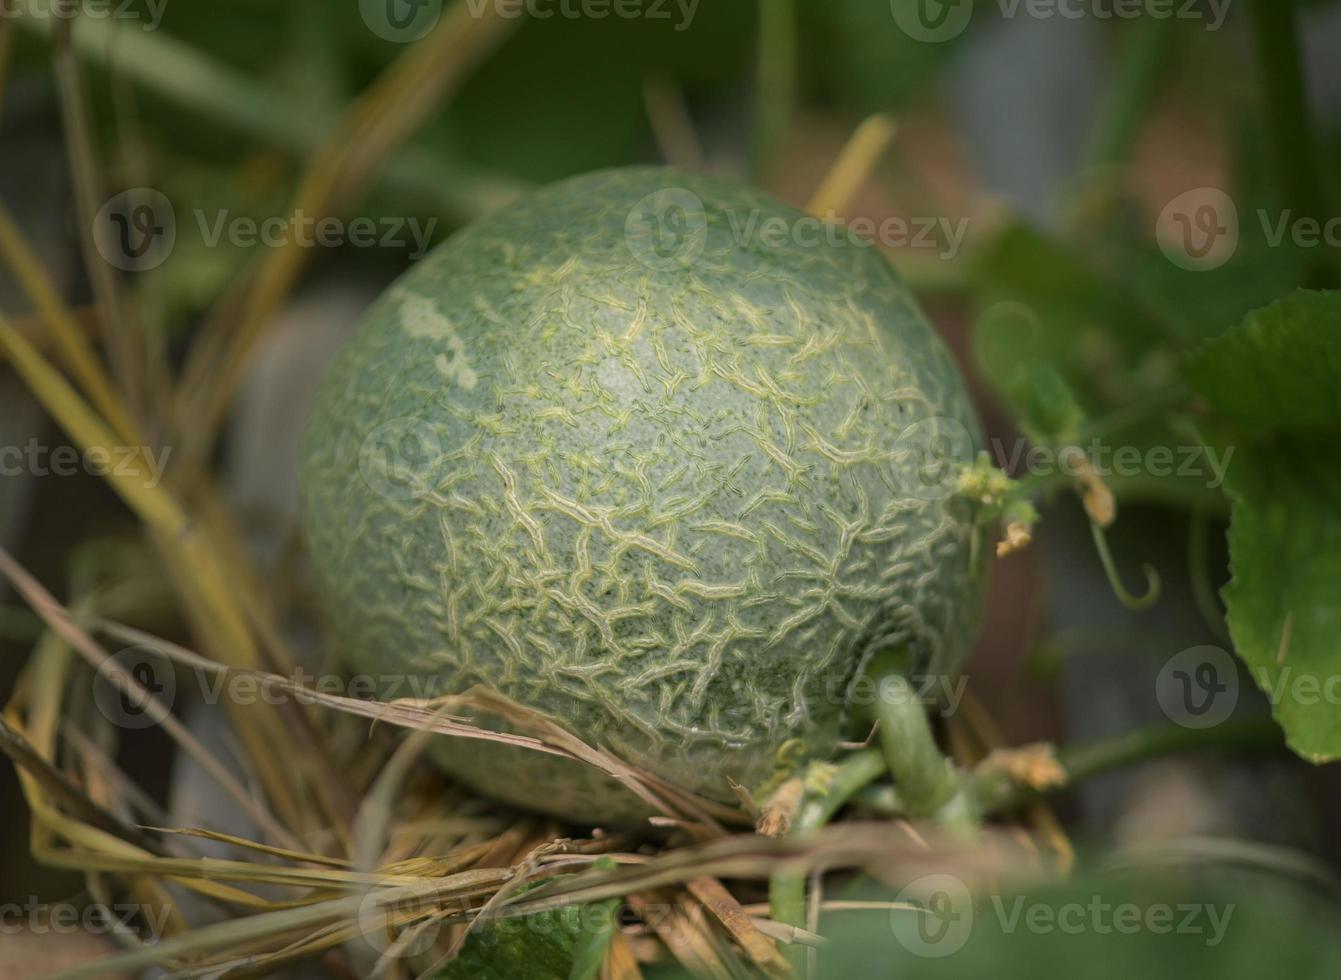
(1004, 361, 1085, 446)
(437, 860, 620, 980)
(645, 867, 1341, 980)
(1222, 436, 1341, 764)
(1185, 292, 1341, 763)
(1184, 291, 1341, 431)
(971, 222, 1173, 417)
(803, 0, 968, 111)
(809, 871, 1341, 979)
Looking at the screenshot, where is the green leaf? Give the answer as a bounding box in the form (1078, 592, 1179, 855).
(1187, 291, 1341, 762)
(804, 0, 967, 112)
(436, 861, 620, 980)
(1184, 290, 1341, 430)
(1223, 437, 1341, 763)
(1004, 361, 1085, 445)
(970, 222, 1178, 428)
(808, 871, 1341, 979)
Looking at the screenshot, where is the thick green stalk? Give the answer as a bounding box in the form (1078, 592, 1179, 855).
(1248, 0, 1335, 288)
(768, 750, 888, 971)
(975, 718, 1283, 813)
(751, 0, 796, 183)
(854, 718, 1284, 817)
(1086, 14, 1176, 174)
(769, 658, 978, 970)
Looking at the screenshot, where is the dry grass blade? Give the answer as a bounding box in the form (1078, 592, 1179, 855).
(52, 10, 143, 416)
(602, 928, 645, 980)
(143, 827, 353, 869)
(643, 74, 703, 170)
(499, 823, 1024, 919)
(804, 113, 897, 219)
(0, 545, 302, 850)
(0, 308, 174, 524)
(0, 203, 141, 443)
(0, 308, 315, 825)
(48, 871, 512, 980)
(351, 699, 476, 978)
(686, 876, 790, 978)
(60, 722, 178, 833)
(90, 616, 753, 834)
(454, 686, 746, 831)
(0, 713, 156, 851)
(88, 617, 566, 756)
(626, 892, 732, 980)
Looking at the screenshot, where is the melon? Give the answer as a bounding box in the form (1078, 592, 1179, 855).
(300, 167, 985, 823)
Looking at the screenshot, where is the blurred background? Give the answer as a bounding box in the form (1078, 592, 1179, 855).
(3, 0, 1341, 974)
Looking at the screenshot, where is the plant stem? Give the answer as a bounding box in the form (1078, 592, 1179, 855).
(1086, 14, 1177, 174)
(768, 750, 887, 971)
(853, 718, 1285, 817)
(1247, 0, 1335, 289)
(769, 659, 982, 969)
(980, 718, 1283, 812)
(751, 0, 796, 184)
(866, 671, 964, 820)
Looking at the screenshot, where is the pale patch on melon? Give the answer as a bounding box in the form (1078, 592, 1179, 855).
(396, 289, 478, 390)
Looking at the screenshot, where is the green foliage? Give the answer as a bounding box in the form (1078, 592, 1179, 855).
(1003, 361, 1086, 447)
(437, 864, 621, 980)
(1221, 436, 1341, 762)
(802, 0, 967, 112)
(1184, 292, 1341, 762)
(1185, 291, 1341, 431)
(808, 872, 1341, 979)
(970, 223, 1173, 432)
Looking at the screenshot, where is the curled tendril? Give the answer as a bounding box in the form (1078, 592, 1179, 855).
(1089, 518, 1161, 611)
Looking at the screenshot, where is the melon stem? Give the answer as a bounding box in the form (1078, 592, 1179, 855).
(767, 750, 887, 973)
(768, 660, 979, 970)
(864, 668, 972, 827)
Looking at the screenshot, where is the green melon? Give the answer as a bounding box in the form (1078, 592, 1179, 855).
(301, 167, 985, 824)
